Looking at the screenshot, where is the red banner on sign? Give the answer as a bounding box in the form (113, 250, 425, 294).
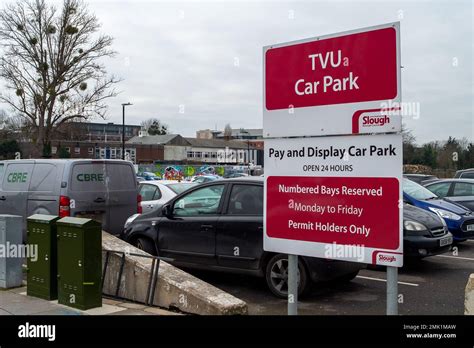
(266, 176, 400, 250)
(265, 27, 398, 110)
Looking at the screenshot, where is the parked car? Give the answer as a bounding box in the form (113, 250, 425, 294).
(191, 175, 221, 183)
(139, 172, 161, 181)
(403, 178, 474, 242)
(403, 203, 453, 258)
(137, 180, 198, 213)
(121, 177, 362, 298)
(224, 172, 249, 179)
(0, 159, 140, 239)
(424, 179, 474, 211)
(455, 169, 474, 179)
(404, 174, 439, 185)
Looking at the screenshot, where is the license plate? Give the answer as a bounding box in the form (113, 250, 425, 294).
(467, 224, 474, 232)
(440, 236, 453, 247)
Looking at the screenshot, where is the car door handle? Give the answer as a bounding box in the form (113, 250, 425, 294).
(0, 196, 5, 201)
(200, 224, 214, 231)
(94, 197, 106, 203)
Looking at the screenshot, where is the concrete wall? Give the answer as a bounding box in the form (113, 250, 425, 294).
(164, 145, 187, 161)
(102, 232, 248, 315)
(465, 273, 474, 315)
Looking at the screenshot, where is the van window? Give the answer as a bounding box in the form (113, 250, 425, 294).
(30, 163, 58, 192)
(106, 163, 136, 190)
(3, 163, 34, 191)
(70, 163, 107, 192)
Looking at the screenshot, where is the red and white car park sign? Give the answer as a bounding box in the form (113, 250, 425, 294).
(263, 22, 401, 138)
(264, 134, 403, 266)
(263, 22, 403, 267)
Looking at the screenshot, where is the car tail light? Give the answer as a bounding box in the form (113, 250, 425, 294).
(59, 195, 71, 217)
(137, 194, 142, 214)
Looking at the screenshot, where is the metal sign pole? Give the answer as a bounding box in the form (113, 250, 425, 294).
(288, 254, 298, 315)
(386, 266, 398, 315)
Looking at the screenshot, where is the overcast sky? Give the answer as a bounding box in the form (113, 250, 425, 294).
(2, 0, 473, 144)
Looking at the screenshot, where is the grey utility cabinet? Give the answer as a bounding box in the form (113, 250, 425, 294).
(0, 215, 23, 288)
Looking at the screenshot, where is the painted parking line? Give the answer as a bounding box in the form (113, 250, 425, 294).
(435, 254, 474, 261)
(356, 275, 419, 287)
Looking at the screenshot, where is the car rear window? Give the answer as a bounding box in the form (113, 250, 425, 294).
(460, 172, 474, 179)
(166, 183, 198, 194)
(71, 163, 136, 191)
(70, 163, 107, 191)
(106, 163, 136, 191)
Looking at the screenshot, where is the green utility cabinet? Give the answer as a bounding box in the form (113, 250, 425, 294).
(26, 214, 60, 300)
(56, 217, 102, 310)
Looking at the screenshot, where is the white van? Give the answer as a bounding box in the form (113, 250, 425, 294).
(0, 159, 140, 239)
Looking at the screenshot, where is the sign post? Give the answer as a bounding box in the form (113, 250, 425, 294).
(262, 22, 403, 316)
(387, 266, 398, 315)
(288, 254, 298, 315)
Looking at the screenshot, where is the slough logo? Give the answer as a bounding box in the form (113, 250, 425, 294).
(352, 107, 400, 134)
(362, 115, 390, 127)
(378, 254, 396, 263)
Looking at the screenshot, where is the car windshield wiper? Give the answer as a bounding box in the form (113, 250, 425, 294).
(425, 196, 438, 200)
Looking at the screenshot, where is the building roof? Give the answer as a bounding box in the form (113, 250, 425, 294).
(213, 128, 263, 138)
(127, 134, 181, 145)
(127, 134, 257, 149)
(70, 121, 141, 128)
(184, 137, 251, 149)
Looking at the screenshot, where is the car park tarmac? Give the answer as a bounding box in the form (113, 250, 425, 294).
(188, 241, 474, 315)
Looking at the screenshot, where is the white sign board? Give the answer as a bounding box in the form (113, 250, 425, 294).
(264, 134, 403, 266)
(263, 22, 401, 138)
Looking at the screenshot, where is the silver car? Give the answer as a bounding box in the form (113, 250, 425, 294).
(0, 159, 139, 238)
(138, 180, 198, 213)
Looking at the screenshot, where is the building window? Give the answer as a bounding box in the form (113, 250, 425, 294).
(88, 147, 94, 155)
(51, 147, 57, 155)
(75, 147, 80, 154)
(211, 152, 217, 159)
(194, 152, 202, 158)
(65, 147, 70, 153)
(187, 151, 194, 158)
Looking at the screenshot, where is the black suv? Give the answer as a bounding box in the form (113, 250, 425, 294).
(122, 177, 362, 298)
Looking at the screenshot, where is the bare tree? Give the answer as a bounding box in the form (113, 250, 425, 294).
(0, 0, 120, 155)
(140, 118, 168, 135)
(223, 123, 232, 140)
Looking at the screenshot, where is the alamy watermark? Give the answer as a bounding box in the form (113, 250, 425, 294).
(0, 242, 37, 262)
(324, 242, 365, 262)
(380, 100, 421, 120)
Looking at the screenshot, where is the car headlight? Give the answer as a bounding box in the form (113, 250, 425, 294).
(404, 220, 427, 231)
(428, 207, 461, 221)
(124, 214, 140, 229)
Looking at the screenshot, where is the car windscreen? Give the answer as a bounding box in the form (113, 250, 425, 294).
(403, 178, 437, 200)
(166, 183, 198, 194)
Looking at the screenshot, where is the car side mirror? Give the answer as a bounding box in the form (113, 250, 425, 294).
(162, 204, 172, 218)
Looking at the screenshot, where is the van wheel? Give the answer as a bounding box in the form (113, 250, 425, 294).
(265, 254, 309, 299)
(135, 237, 156, 256)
